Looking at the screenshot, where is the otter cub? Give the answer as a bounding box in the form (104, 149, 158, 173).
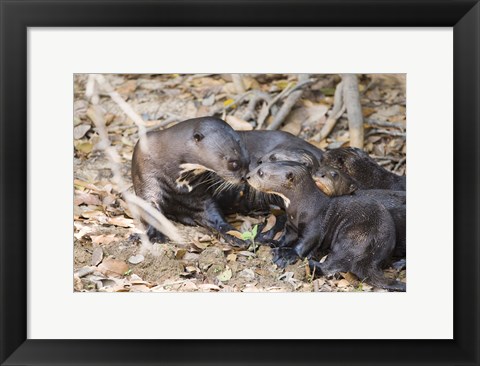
(315, 165, 406, 258)
(131, 117, 250, 246)
(246, 161, 405, 291)
(257, 148, 320, 172)
(321, 147, 406, 191)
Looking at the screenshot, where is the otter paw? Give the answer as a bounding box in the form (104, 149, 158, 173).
(225, 235, 250, 248)
(256, 238, 280, 248)
(255, 232, 279, 245)
(128, 233, 141, 242)
(272, 247, 299, 268)
(146, 226, 168, 243)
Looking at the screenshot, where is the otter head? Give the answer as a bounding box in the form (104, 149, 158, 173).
(180, 117, 249, 184)
(256, 148, 319, 173)
(321, 147, 368, 172)
(246, 161, 311, 208)
(313, 165, 357, 197)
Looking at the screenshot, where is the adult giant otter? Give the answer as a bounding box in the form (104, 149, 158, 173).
(320, 147, 406, 191)
(131, 117, 250, 246)
(315, 165, 406, 258)
(246, 161, 405, 291)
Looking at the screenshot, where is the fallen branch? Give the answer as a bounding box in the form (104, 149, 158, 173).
(366, 129, 406, 137)
(366, 118, 405, 130)
(232, 74, 246, 94)
(211, 91, 252, 116)
(267, 74, 310, 130)
(243, 91, 271, 121)
(342, 74, 364, 148)
(89, 75, 185, 250)
(311, 81, 345, 142)
(394, 157, 407, 172)
(93, 74, 150, 153)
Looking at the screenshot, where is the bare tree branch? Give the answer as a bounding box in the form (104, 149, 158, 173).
(342, 74, 364, 148)
(266, 74, 310, 130)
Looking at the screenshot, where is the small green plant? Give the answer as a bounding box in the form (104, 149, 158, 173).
(123, 269, 133, 276)
(242, 224, 259, 253)
(355, 282, 364, 292)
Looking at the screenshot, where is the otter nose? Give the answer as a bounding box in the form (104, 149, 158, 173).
(258, 169, 264, 178)
(227, 159, 241, 171)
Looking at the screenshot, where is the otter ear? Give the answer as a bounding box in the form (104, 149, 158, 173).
(193, 132, 204, 142)
(269, 154, 277, 162)
(286, 171, 294, 182)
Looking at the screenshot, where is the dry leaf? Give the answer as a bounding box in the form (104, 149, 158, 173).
(128, 254, 145, 265)
(226, 230, 244, 240)
(197, 284, 221, 292)
(91, 247, 104, 266)
(74, 191, 102, 206)
(261, 215, 277, 233)
(74, 124, 91, 140)
(226, 115, 253, 131)
(108, 215, 134, 228)
(116, 80, 137, 95)
(74, 141, 93, 154)
(216, 267, 232, 282)
(90, 234, 116, 245)
(74, 224, 93, 240)
(97, 258, 129, 277)
(226, 253, 237, 262)
(340, 272, 360, 287)
(336, 279, 350, 288)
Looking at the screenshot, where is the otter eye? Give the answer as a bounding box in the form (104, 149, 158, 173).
(269, 154, 277, 161)
(302, 162, 309, 167)
(228, 160, 240, 171)
(193, 132, 204, 142)
(330, 171, 338, 179)
(286, 172, 294, 181)
(257, 160, 263, 165)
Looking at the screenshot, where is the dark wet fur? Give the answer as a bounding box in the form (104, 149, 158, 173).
(321, 147, 406, 191)
(246, 161, 405, 292)
(215, 131, 324, 216)
(315, 165, 406, 259)
(131, 117, 251, 247)
(239, 130, 323, 171)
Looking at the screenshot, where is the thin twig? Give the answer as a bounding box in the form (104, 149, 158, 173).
(366, 118, 405, 130)
(267, 74, 310, 130)
(366, 129, 406, 137)
(311, 81, 345, 142)
(93, 74, 150, 153)
(243, 91, 272, 121)
(90, 75, 185, 248)
(394, 157, 407, 172)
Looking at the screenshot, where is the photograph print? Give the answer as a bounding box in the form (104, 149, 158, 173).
(73, 73, 406, 293)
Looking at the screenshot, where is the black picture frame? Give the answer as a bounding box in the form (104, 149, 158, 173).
(1, 1, 479, 365)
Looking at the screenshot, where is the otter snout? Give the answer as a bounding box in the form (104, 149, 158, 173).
(246, 168, 263, 181)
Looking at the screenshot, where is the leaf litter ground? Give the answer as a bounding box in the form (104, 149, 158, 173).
(73, 74, 406, 293)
